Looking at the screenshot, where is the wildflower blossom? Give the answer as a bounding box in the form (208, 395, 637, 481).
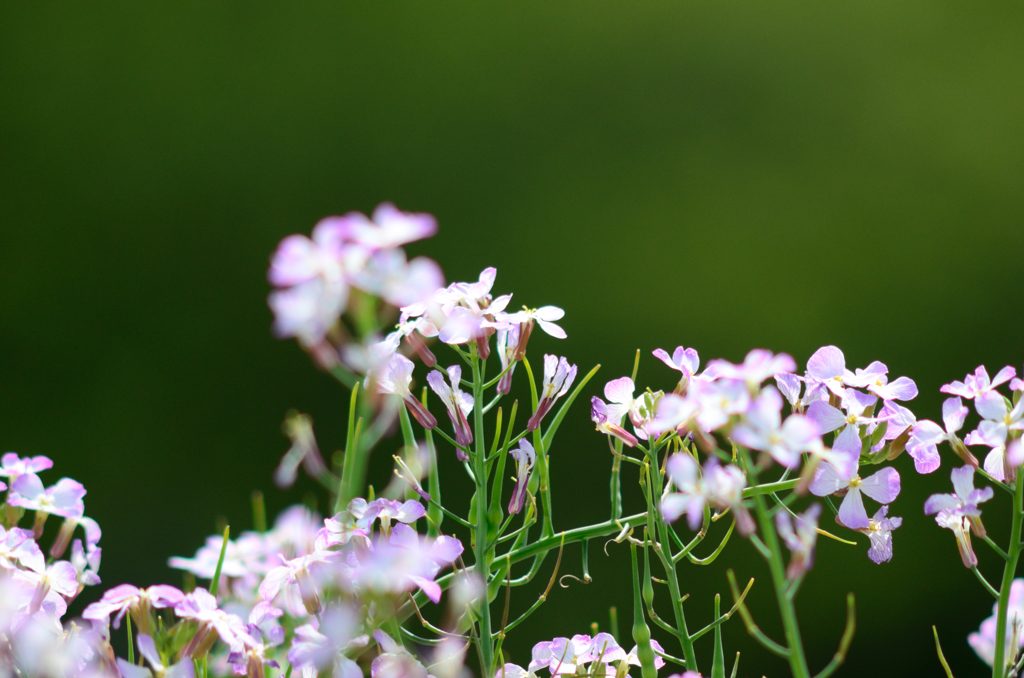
(809, 459, 900, 530)
(852, 506, 902, 564)
(661, 454, 754, 536)
(83, 584, 184, 632)
(267, 226, 348, 348)
(508, 440, 536, 515)
(373, 354, 438, 429)
(934, 509, 977, 568)
(495, 326, 521, 395)
(348, 497, 426, 534)
(652, 346, 700, 392)
(688, 378, 750, 432)
(7, 474, 86, 520)
(803, 345, 856, 399)
(925, 466, 993, 538)
(501, 306, 567, 360)
(591, 397, 637, 448)
(776, 504, 820, 580)
(0, 453, 53, 482)
(174, 588, 248, 657)
(428, 365, 474, 453)
(969, 579, 1024, 668)
(704, 349, 796, 390)
(287, 604, 365, 678)
(941, 365, 1017, 400)
(338, 523, 463, 603)
(775, 373, 805, 412)
(528, 355, 577, 431)
(731, 386, 820, 468)
(806, 389, 882, 455)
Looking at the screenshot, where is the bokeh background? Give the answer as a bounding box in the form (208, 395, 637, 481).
(2, 2, 1023, 675)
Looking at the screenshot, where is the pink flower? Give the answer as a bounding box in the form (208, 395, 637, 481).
(809, 460, 900, 530)
(941, 365, 1017, 400)
(731, 386, 821, 468)
(7, 473, 85, 520)
(652, 346, 700, 392)
(83, 584, 184, 630)
(174, 588, 248, 656)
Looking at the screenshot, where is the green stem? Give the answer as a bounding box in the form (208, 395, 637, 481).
(993, 475, 1024, 678)
(742, 478, 799, 498)
(741, 449, 810, 678)
(644, 456, 698, 670)
(471, 352, 495, 677)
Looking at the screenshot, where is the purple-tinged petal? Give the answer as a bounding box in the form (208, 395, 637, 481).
(809, 462, 846, 497)
(992, 365, 1017, 389)
(859, 467, 900, 504)
(950, 466, 977, 501)
(976, 391, 1008, 422)
(907, 442, 941, 474)
(838, 489, 869, 530)
(806, 346, 846, 380)
(806, 401, 846, 434)
(924, 493, 961, 515)
(604, 377, 635, 406)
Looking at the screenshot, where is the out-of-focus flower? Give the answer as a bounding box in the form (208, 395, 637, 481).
(528, 355, 577, 431)
(83, 584, 184, 632)
(776, 504, 820, 580)
(7, 474, 86, 521)
(688, 378, 750, 432)
(428, 365, 474, 454)
(288, 604, 365, 678)
(942, 365, 1017, 400)
(174, 588, 248, 657)
(338, 524, 463, 604)
(348, 498, 426, 534)
(969, 579, 1024, 668)
(661, 454, 754, 535)
(117, 634, 194, 678)
(0, 526, 43, 571)
(731, 386, 820, 468)
(704, 349, 796, 391)
(267, 227, 348, 348)
(508, 440, 536, 515)
(274, 412, 329, 489)
(0, 453, 53, 482)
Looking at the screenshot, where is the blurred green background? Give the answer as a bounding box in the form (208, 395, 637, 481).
(2, 2, 1023, 675)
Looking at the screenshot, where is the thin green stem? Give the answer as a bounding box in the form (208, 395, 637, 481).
(993, 475, 1024, 678)
(973, 566, 1001, 600)
(740, 448, 810, 678)
(470, 352, 495, 677)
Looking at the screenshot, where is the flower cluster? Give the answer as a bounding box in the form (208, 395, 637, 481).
(0, 453, 105, 677)
(497, 632, 666, 678)
(8, 202, 1021, 678)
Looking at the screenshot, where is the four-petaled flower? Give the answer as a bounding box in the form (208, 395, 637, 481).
(373, 354, 438, 430)
(809, 459, 900, 530)
(941, 365, 1017, 400)
(856, 506, 902, 564)
(653, 346, 700, 392)
(925, 466, 994, 539)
